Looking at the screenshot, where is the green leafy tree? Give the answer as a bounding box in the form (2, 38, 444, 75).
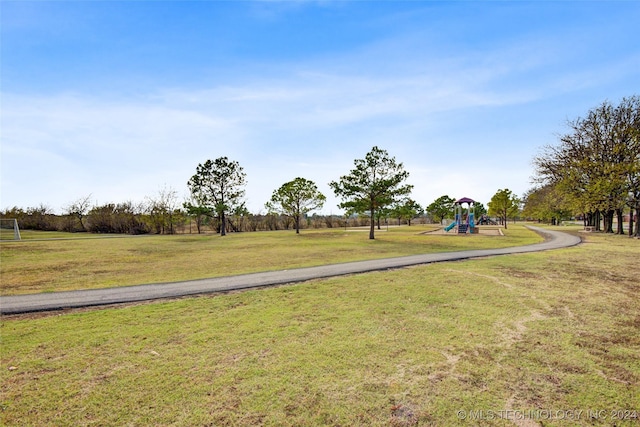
(183, 199, 213, 234)
(391, 198, 424, 226)
(375, 205, 391, 230)
(522, 184, 572, 225)
(187, 157, 247, 236)
(329, 146, 413, 239)
(266, 178, 326, 234)
(473, 202, 488, 218)
(426, 195, 455, 224)
(488, 188, 520, 229)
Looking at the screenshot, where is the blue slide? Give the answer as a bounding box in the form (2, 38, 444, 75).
(444, 221, 457, 232)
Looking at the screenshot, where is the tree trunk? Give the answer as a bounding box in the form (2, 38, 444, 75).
(220, 212, 226, 236)
(595, 210, 601, 231)
(629, 208, 634, 237)
(604, 209, 614, 233)
(616, 209, 624, 234)
(369, 206, 375, 240)
(295, 214, 300, 234)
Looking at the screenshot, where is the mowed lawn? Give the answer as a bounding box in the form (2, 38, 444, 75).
(1, 228, 639, 426)
(0, 225, 542, 295)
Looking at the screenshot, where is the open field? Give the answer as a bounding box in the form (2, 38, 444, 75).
(0, 225, 542, 295)
(1, 228, 639, 426)
(0, 230, 20, 241)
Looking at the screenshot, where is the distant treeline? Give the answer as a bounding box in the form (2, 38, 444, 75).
(1, 203, 431, 235)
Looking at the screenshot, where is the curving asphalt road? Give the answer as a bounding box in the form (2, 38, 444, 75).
(0, 226, 581, 315)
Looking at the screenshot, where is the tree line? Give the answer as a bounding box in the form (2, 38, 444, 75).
(0, 201, 376, 235)
(0, 145, 424, 238)
(2, 146, 502, 238)
(525, 95, 639, 237)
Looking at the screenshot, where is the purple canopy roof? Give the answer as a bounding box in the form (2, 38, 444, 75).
(455, 197, 475, 204)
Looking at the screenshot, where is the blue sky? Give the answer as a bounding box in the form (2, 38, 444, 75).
(2, 1, 639, 215)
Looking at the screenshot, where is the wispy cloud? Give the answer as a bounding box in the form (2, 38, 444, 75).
(2, 1, 638, 213)
(0, 44, 571, 212)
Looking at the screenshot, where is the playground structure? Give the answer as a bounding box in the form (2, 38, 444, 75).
(444, 197, 477, 234)
(476, 214, 497, 225)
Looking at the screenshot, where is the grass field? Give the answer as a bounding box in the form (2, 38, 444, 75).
(0, 225, 542, 295)
(1, 226, 639, 426)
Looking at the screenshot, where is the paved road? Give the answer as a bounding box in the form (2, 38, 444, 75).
(0, 226, 581, 315)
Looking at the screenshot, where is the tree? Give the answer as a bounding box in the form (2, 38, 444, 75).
(488, 189, 520, 229)
(533, 95, 639, 233)
(24, 204, 57, 231)
(86, 202, 145, 234)
(474, 202, 488, 218)
(375, 205, 392, 230)
(426, 195, 455, 224)
(329, 146, 413, 239)
(391, 198, 424, 226)
(618, 96, 640, 237)
(522, 184, 572, 225)
(183, 202, 212, 234)
(187, 157, 247, 236)
(227, 203, 250, 232)
(64, 194, 92, 232)
(114, 201, 148, 234)
(146, 185, 180, 234)
(266, 177, 326, 234)
(183, 191, 214, 235)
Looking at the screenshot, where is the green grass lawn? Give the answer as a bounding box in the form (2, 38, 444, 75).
(0, 225, 542, 295)
(1, 228, 639, 426)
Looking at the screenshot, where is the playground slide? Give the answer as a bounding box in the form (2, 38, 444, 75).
(444, 222, 456, 232)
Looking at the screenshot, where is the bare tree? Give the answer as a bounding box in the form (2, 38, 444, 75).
(64, 194, 92, 231)
(146, 185, 180, 234)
